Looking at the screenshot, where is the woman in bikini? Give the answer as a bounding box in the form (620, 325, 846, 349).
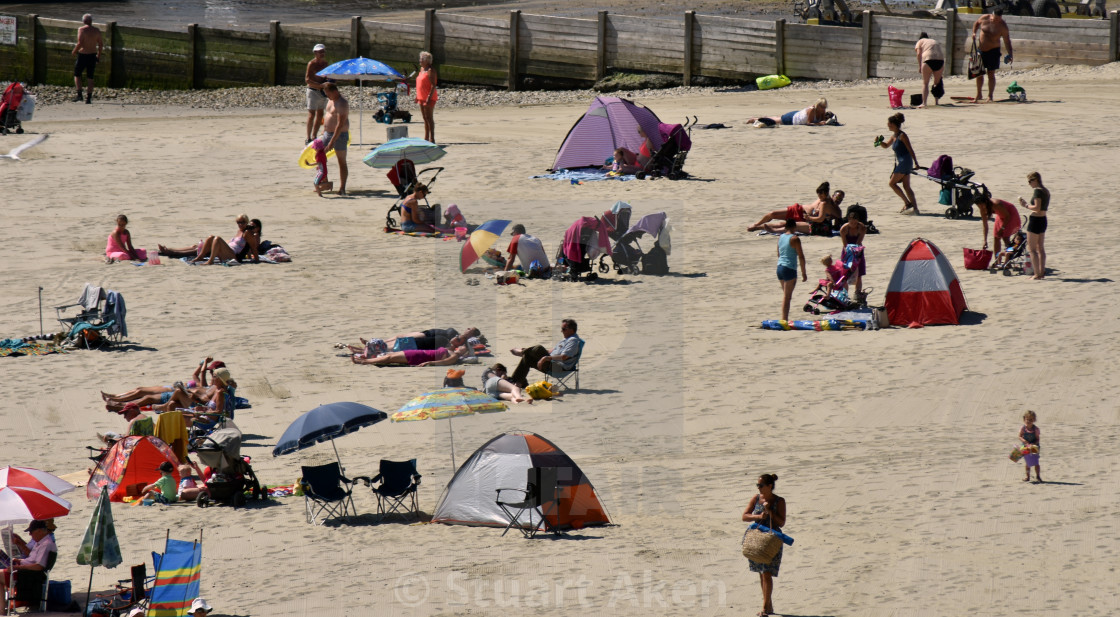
(400, 183, 437, 233)
(158, 214, 253, 263)
(351, 344, 473, 367)
(748, 183, 837, 233)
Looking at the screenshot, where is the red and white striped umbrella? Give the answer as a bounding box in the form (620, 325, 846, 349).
(0, 466, 76, 496)
(0, 486, 72, 524)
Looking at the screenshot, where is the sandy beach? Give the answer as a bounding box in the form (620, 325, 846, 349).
(2, 61, 1120, 617)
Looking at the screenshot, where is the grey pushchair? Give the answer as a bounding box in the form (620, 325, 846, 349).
(599, 211, 672, 275)
(193, 428, 263, 508)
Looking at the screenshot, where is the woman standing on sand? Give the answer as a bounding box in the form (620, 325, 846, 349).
(1020, 171, 1048, 280)
(878, 112, 919, 214)
(416, 51, 438, 143)
(743, 473, 787, 617)
(776, 219, 807, 321)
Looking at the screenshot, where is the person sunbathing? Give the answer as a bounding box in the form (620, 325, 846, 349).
(747, 98, 834, 126)
(346, 327, 481, 357)
(481, 363, 534, 404)
(748, 184, 841, 234)
(158, 214, 257, 263)
(351, 344, 473, 367)
(102, 360, 226, 409)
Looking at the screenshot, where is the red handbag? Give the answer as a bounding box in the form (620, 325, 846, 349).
(963, 247, 993, 270)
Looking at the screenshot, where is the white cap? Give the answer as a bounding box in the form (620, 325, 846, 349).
(313, 43, 326, 52)
(190, 598, 213, 613)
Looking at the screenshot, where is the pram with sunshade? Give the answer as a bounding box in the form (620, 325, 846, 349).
(636, 118, 695, 180)
(911, 154, 989, 220)
(598, 211, 672, 276)
(803, 246, 865, 314)
(192, 428, 263, 508)
(555, 216, 610, 281)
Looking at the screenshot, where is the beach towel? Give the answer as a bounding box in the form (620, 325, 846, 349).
(0, 340, 62, 358)
(561, 216, 611, 263)
(105, 290, 127, 338)
(154, 411, 189, 462)
(531, 169, 636, 182)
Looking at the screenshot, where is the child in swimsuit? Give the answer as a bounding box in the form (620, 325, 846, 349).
(1019, 410, 1042, 483)
(310, 138, 332, 195)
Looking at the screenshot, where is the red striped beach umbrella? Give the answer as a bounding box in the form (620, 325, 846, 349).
(0, 466, 76, 496)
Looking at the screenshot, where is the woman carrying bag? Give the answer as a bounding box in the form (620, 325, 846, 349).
(742, 473, 787, 617)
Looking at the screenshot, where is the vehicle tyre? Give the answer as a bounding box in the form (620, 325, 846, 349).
(1031, 0, 1061, 18)
(945, 208, 955, 219)
(1014, 0, 1035, 16)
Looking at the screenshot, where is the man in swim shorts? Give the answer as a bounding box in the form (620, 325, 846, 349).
(305, 44, 329, 145)
(72, 14, 103, 104)
(321, 82, 350, 196)
(971, 10, 1012, 103)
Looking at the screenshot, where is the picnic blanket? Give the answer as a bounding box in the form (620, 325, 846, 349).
(0, 339, 62, 358)
(532, 169, 636, 183)
(384, 228, 451, 238)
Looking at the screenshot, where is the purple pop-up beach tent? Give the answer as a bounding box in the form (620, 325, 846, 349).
(550, 97, 665, 171)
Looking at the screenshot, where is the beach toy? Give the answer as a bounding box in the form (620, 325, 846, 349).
(1009, 446, 1023, 462)
(756, 74, 791, 90)
(874, 135, 884, 148)
(297, 134, 351, 169)
(146, 249, 160, 265)
(455, 226, 468, 242)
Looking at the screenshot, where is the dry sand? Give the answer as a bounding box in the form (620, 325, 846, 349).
(2, 63, 1120, 616)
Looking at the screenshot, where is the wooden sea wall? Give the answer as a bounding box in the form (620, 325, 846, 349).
(1, 10, 1117, 91)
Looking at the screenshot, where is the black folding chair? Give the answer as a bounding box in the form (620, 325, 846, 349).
(496, 467, 560, 539)
(96, 563, 149, 615)
(12, 551, 57, 611)
(300, 462, 357, 525)
(358, 459, 421, 522)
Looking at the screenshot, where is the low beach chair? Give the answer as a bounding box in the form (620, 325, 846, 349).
(548, 338, 584, 391)
(495, 467, 560, 539)
(300, 463, 357, 525)
(358, 459, 421, 522)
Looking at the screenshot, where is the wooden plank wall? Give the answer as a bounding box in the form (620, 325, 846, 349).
(870, 16, 946, 78)
(607, 15, 685, 74)
(115, 25, 190, 89)
(435, 13, 508, 86)
(0, 14, 34, 83)
(784, 23, 864, 80)
(281, 26, 350, 86)
(518, 14, 598, 81)
(2, 11, 1115, 91)
(693, 15, 779, 79)
(364, 20, 425, 75)
(196, 26, 270, 88)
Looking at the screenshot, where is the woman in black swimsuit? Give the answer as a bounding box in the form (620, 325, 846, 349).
(1019, 171, 1049, 280)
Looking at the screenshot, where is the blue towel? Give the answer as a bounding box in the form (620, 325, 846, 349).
(531, 169, 636, 182)
(748, 522, 795, 546)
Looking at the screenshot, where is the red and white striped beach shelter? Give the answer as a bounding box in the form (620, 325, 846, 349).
(885, 238, 967, 325)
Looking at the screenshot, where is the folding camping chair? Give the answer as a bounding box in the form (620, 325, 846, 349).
(495, 467, 560, 539)
(357, 459, 421, 522)
(96, 563, 149, 616)
(9, 550, 57, 612)
(55, 283, 108, 331)
(300, 462, 357, 525)
(548, 338, 584, 391)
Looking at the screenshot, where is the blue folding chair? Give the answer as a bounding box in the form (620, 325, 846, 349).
(548, 337, 583, 391)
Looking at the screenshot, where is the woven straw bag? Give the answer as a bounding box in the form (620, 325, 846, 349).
(741, 527, 783, 563)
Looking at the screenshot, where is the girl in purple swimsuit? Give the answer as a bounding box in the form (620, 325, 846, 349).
(351, 344, 472, 367)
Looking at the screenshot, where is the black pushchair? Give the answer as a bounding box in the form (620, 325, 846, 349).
(385, 163, 443, 230)
(912, 155, 989, 219)
(193, 428, 263, 508)
(599, 211, 672, 276)
(636, 118, 695, 180)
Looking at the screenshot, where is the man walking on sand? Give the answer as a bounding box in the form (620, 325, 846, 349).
(971, 9, 1013, 103)
(305, 43, 329, 145)
(72, 14, 103, 104)
(321, 82, 350, 196)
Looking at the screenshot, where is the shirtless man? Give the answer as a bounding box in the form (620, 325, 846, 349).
(305, 44, 329, 144)
(321, 82, 350, 195)
(72, 14, 103, 104)
(971, 10, 1013, 103)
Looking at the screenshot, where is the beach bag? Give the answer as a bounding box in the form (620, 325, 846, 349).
(391, 337, 417, 352)
(741, 526, 783, 563)
(756, 74, 791, 90)
(940, 187, 953, 205)
(887, 85, 905, 108)
(641, 243, 669, 275)
(525, 381, 557, 400)
(967, 41, 984, 80)
(931, 78, 945, 99)
(928, 154, 953, 179)
(963, 247, 993, 270)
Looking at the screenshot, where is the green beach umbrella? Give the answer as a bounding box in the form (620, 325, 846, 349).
(77, 486, 123, 609)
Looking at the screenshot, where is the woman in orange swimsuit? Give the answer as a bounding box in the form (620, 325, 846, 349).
(416, 51, 438, 143)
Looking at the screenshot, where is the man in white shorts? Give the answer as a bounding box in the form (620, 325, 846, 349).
(305, 43, 329, 144)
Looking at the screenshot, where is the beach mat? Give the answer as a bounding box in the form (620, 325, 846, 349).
(531, 169, 636, 182)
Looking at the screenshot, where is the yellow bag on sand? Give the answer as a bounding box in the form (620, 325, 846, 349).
(525, 381, 557, 400)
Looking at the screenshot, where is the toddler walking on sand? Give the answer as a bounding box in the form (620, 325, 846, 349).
(310, 138, 333, 195)
(1019, 410, 1042, 483)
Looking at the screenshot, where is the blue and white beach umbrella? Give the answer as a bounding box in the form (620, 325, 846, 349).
(317, 57, 406, 146)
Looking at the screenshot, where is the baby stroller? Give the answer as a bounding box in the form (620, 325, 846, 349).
(601, 201, 632, 243)
(555, 216, 609, 281)
(0, 82, 32, 135)
(993, 228, 1030, 276)
(636, 118, 695, 180)
(599, 211, 672, 276)
(385, 161, 443, 229)
(193, 428, 263, 508)
(803, 246, 865, 314)
(372, 90, 412, 125)
(912, 154, 989, 220)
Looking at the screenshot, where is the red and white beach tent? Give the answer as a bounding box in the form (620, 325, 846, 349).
(885, 238, 967, 325)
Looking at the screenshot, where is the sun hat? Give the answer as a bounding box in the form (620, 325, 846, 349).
(313, 43, 326, 52)
(207, 360, 225, 370)
(25, 520, 48, 533)
(190, 598, 213, 613)
(213, 367, 232, 383)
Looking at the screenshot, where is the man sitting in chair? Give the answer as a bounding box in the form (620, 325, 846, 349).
(0, 520, 56, 613)
(509, 319, 580, 388)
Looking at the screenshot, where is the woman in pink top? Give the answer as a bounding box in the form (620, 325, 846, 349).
(975, 194, 1021, 256)
(106, 214, 147, 262)
(416, 51, 438, 143)
(351, 344, 472, 367)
